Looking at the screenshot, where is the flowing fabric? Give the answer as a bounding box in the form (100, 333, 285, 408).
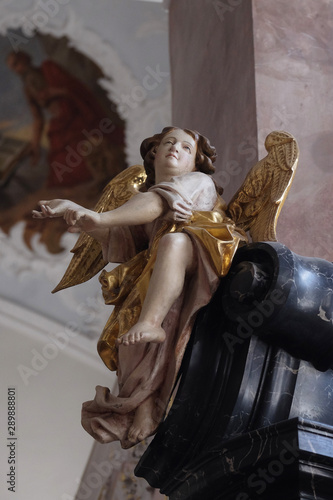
(81, 171, 247, 448)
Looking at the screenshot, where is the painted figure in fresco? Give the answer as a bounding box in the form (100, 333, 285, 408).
(32, 127, 298, 448)
(6, 50, 124, 188)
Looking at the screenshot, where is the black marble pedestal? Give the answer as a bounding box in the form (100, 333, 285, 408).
(135, 243, 333, 499)
(165, 418, 333, 500)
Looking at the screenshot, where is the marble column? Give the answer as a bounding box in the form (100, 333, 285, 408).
(169, 0, 258, 202)
(169, 0, 333, 262)
(252, 0, 333, 262)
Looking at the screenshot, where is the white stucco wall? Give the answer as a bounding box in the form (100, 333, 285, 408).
(0, 298, 116, 500)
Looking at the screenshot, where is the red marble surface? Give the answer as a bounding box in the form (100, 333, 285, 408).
(252, 0, 333, 260)
(169, 0, 333, 260)
(169, 0, 258, 203)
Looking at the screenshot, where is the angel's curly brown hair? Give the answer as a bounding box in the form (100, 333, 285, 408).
(140, 126, 220, 192)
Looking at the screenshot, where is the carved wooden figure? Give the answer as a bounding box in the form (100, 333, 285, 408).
(32, 127, 298, 449)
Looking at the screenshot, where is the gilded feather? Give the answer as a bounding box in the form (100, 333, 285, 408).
(227, 131, 299, 242)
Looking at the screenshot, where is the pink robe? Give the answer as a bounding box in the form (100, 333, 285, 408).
(81, 171, 246, 448)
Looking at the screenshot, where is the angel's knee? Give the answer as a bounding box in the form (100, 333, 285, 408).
(158, 232, 190, 251)
(157, 233, 194, 269)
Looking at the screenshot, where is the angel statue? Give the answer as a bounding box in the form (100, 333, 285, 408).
(32, 127, 298, 449)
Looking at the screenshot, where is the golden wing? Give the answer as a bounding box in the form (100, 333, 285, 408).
(52, 165, 147, 293)
(226, 131, 299, 242)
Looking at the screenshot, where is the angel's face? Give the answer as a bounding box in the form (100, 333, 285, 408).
(153, 129, 197, 183)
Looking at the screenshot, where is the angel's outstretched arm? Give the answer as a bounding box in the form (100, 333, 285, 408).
(32, 198, 111, 243)
(32, 199, 80, 218)
(32, 192, 166, 235)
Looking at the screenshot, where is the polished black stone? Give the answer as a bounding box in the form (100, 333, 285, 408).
(222, 242, 333, 372)
(135, 242, 333, 499)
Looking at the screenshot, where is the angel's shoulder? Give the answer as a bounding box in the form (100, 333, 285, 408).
(178, 171, 215, 189)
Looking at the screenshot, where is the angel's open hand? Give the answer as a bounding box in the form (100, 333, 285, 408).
(64, 209, 100, 233)
(32, 199, 77, 219)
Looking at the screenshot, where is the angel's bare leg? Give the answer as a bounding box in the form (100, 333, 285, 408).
(117, 232, 195, 346)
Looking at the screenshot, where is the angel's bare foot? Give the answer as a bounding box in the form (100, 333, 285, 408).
(117, 322, 166, 346)
(127, 396, 158, 445)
